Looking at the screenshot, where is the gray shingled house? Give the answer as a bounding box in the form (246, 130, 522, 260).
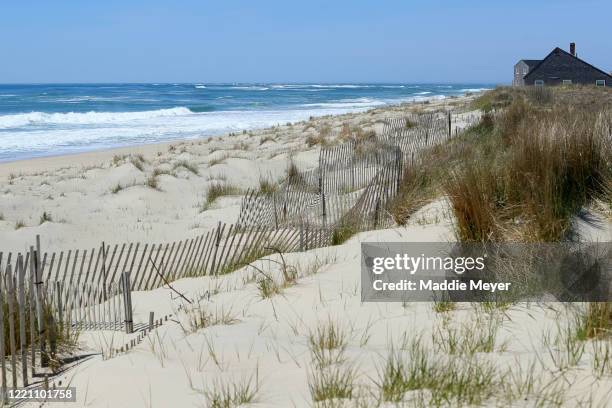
(513, 43, 611, 87)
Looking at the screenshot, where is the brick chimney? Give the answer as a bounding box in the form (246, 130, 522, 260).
(570, 42, 576, 56)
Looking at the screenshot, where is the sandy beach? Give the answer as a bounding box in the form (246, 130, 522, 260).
(0, 96, 474, 254)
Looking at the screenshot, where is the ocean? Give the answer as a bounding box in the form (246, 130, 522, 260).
(0, 83, 492, 162)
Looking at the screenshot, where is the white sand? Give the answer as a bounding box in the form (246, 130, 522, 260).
(0, 96, 473, 254)
(38, 200, 612, 407)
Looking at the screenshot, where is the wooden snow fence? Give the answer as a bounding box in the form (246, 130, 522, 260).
(0, 223, 328, 294)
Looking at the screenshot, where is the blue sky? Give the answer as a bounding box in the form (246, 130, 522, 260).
(1, 0, 610, 84)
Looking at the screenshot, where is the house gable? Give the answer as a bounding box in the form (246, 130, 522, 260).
(523, 47, 612, 86)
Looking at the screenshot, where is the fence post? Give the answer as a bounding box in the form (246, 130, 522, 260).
(373, 199, 380, 228)
(211, 222, 223, 276)
(0, 266, 6, 403)
(395, 148, 402, 194)
(6, 264, 17, 389)
(299, 223, 304, 252)
(56, 281, 63, 326)
(102, 241, 107, 301)
(17, 256, 28, 386)
(33, 242, 47, 368)
(272, 193, 279, 229)
(121, 272, 133, 334)
(448, 111, 452, 140)
(149, 311, 154, 332)
(321, 193, 327, 227)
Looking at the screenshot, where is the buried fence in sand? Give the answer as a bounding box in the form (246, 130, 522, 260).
(0, 108, 482, 395)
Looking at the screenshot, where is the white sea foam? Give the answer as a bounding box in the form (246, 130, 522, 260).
(230, 86, 270, 91)
(458, 88, 490, 93)
(0, 104, 383, 160)
(0, 107, 193, 129)
(301, 98, 386, 109)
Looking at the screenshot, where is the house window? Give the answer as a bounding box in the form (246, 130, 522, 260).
(534, 80, 544, 86)
(562, 80, 572, 85)
(596, 80, 606, 87)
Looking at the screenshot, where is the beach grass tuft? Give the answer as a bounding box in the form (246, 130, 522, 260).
(202, 372, 260, 408)
(173, 160, 200, 175)
(39, 211, 53, 224)
(308, 319, 348, 368)
(258, 176, 278, 195)
(201, 182, 240, 211)
(574, 302, 612, 340)
(110, 183, 124, 194)
(308, 364, 356, 403)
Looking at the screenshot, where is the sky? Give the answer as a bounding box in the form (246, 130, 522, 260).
(0, 0, 610, 84)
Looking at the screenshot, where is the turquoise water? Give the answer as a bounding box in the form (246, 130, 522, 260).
(0, 83, 491, 161)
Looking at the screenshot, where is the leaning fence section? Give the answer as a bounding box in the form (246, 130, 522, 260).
(236, 109, 481, 234)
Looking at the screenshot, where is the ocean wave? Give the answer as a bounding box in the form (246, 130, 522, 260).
(0, 107, 193, 129)
(301, 97, 386, 109)
(194, 85, 206, 89)
(230, 86, 270, 91)
(458, 88, 490, 93)
(414, 91, 432, 95)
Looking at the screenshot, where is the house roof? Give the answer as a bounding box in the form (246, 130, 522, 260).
(524, 47, 612, 80)
(520, 59, 541, 69)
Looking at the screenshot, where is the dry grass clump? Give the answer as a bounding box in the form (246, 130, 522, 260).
(285, 159, 306, 187)
(376, 336, 498, 406)
(259, 135, 276, 145)
(201, 372, 260, 408)
(110, 183, 124, 194)
(254, 255, 298, 299)
(14, 220, 26, 230)
(330, 218, 360, 246)
(258, 176, 278, 195)
(201, 182, 240, 211)
(308, 364, 356, 404)
(306, 133, 329, 148)
(145, 174, 160, 190)
(173, 160, 199, 175)
(182, 304, 238, 334)
(470, 87, 515, 112)
(1, 298, 80, 374)
(445, 99, 611, 242)
(525, 86, 554, 105)
(338, 123, 377, 145)
(39, 211, 52, 224)
(111, 154, 126, 167)
(129, 154, 146, 171)
(574, 302, 612, 340)
(308, 319, 348, 368)
(208, 153, 230, 167)
(432, 313, 504, 355)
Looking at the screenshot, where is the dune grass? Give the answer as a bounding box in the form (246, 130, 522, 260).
(39, 211, 53, 224)
(574, 302, 612, 340)
(308, 319, 348, 368)
(376, 335, 498, 406)
(308, 364, 356, 403)
(202, 372, 260, 408)
(390, 87, 611, 243)
(201, 182, 240, 211)
(258, 176, 278, 195)
(447, 101, 611, 242)
(173, 160, 200, 175)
